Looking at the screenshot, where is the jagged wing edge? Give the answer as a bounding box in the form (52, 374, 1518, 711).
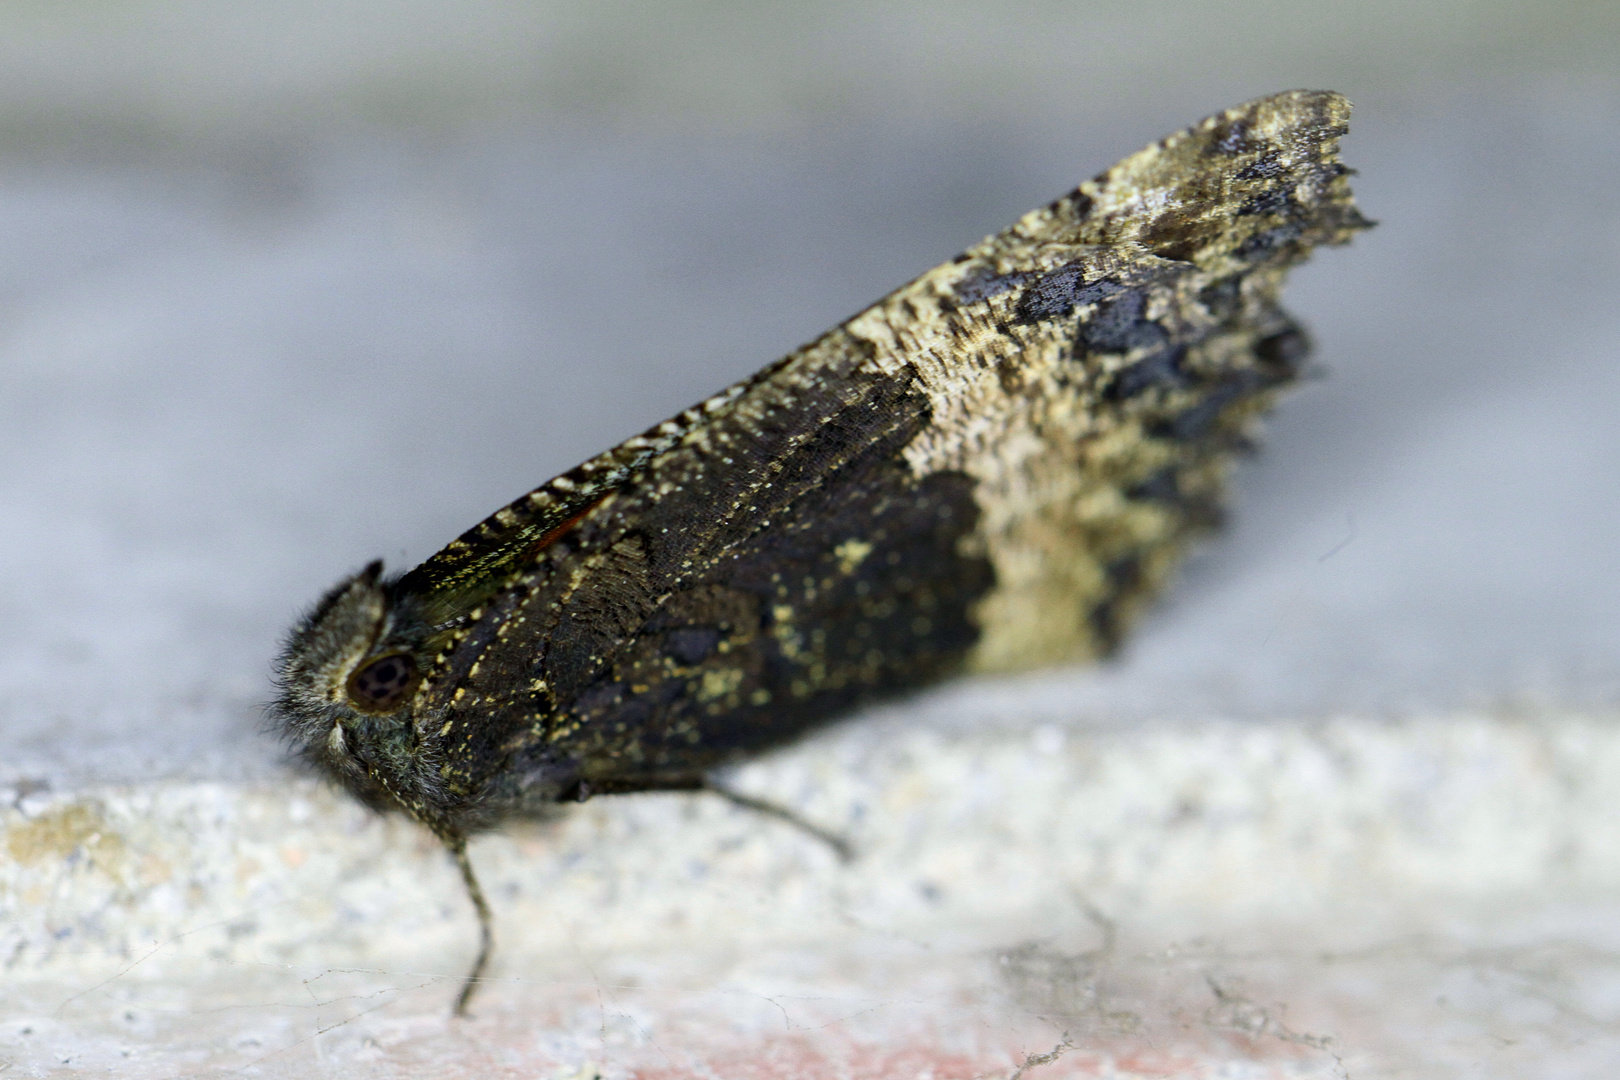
(398, 89, 1366, 612)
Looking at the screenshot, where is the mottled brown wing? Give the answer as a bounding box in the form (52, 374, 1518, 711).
(402, 89, 1368, 802)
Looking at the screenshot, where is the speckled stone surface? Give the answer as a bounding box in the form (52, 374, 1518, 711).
(7, 709, 1620, 1077)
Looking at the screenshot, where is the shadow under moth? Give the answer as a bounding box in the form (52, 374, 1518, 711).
(271, 90, 1369, 1013)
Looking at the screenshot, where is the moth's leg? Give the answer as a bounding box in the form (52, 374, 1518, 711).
(444, 832, 493, 1017)
(569, 775, 854, 862)
(700, 779, 855, 864)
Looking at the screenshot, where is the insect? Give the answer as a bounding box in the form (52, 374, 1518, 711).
(271, 89, 1369, 1013)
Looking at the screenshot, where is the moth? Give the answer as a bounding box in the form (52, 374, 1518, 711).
(272, 90, 1368, 1013)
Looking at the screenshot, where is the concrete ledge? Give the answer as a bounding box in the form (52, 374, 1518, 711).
(5, 707, 1620, 1077)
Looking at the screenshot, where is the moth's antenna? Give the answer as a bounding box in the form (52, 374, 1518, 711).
(448, 835, 494, 1016)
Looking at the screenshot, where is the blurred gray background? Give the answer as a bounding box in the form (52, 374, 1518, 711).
(2, 1, 1617, 784)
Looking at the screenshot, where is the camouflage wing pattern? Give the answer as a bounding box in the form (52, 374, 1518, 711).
(274, 89, 1368, 840)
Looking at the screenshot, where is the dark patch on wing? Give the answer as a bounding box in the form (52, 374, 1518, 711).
(452, 366, 995, 794)
(1045, 191, 1095, 219)
(1015, 262, 1128, 324)
(952, 266, 1033, 306)
(569, 467, 987, 781)
(1074, 288, 1168, 355)
(1107, 346, 1188, 400)
(1154, 372, 1270, 442)
(1238, 186, 1298, 218)
(1236, 151, 1287, 181)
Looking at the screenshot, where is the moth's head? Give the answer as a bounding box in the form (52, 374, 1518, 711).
(270, 560, 424, 766)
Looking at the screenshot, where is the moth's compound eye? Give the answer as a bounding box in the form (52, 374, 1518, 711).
(347, 652, 418, 713)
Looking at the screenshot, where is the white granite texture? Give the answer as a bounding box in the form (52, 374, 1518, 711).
(7, 710, 1620, 1076)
